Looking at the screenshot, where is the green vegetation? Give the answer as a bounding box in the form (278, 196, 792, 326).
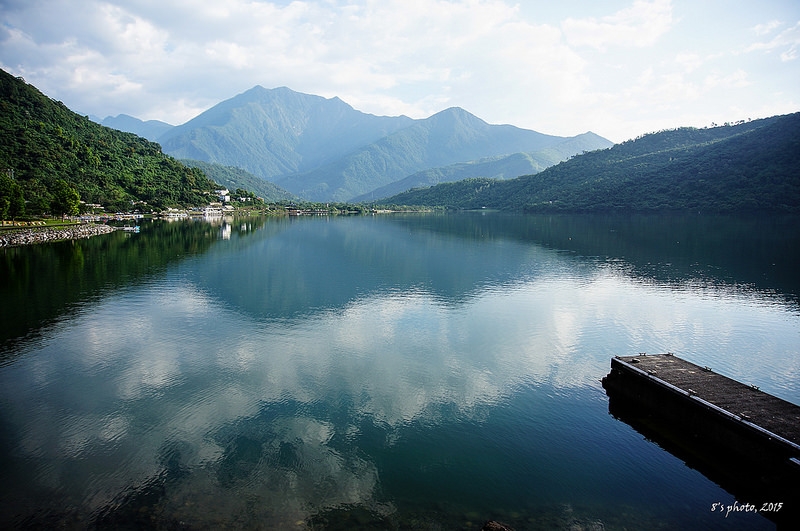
(180, 159, 296, 202)
(0, 171, 25, 219)
(382, 114, 800, 213)
(0, 69, 223, 219)
(7, 67, 793, 217)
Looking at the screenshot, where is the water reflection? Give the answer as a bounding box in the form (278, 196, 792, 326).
(1, 213, 797, 529)
(3, 213, 797, 349)
(2, 271, 797, 526)
(605, 391, 799, 528)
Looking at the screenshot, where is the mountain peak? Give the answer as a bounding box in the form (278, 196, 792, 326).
(158, 85, 416, 179)
(424, 106, 488, 131)
(430, 106, 479, 119)
(236, 84, 322, 103)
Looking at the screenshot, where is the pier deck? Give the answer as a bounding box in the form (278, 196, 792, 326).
(603, 353, 800, 527)
(610, 353, 800, 447)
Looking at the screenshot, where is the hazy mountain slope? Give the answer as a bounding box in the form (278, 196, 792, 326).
(352, 152, 550, 202)
(353, 132, 613, 201)
(279, 107, 588, 201)
(383, 114, 800, 213)
(181, 160, 296, 202)
(98, 114, 174, 141)
(158, 86, 415, 178)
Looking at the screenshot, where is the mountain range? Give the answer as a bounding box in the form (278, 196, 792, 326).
(351, 131, 609, 202)
(11, 68, 794, 216)
(96, 86, 612, 202)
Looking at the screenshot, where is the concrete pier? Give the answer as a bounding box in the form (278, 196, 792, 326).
(603, 353, 800, 528)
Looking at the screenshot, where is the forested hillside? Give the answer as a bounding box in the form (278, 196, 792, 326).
(0, 69, 221, 218)
(181, 159, 296, 202)
(384, 114, 800, 213)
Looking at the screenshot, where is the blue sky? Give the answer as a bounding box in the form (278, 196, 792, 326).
(1, 0, 798, 142)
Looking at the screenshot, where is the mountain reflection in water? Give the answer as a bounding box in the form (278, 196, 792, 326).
(1, 213, 797, 530)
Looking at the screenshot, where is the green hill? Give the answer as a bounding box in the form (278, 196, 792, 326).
(383, 114, 800, 213)
(0, 69, 222, 218)
(180, 159, 296, 202)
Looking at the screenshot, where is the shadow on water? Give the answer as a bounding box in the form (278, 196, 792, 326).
(0, 216, 282, 356)
(3, 212, 798, 356)
(184, 212, 800, 324)
(13, 439, 192, 530)
(391, 212, 800, 301)
(604, 388, 799, 529)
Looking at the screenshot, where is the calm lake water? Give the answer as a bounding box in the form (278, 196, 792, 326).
(1, 212, 798, 530)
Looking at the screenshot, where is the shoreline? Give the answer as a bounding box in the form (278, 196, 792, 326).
(0, 223, 117, 247)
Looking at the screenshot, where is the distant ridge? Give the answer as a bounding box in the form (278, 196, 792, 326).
(181, 159, 296, 202)
(352, 132, 612, 202)
(278, 106, 580, 201)
(98, 114, 174, 142)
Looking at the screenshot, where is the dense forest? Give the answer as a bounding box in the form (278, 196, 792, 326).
(0, 69, 223, 219)
(383, 113, 800, 213)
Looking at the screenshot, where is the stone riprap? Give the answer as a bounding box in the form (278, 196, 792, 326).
(0, 224, 116, 247)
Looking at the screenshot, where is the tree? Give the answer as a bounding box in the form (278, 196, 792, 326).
(0, 172, 25, 220)
(51, 178, 80, 218)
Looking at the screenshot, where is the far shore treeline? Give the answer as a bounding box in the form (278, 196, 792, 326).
(2, 66, 799, 221)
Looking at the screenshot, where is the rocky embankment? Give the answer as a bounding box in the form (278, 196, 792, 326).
(0, 223, 116, 247)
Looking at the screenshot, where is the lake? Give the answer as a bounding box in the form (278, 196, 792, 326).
(1, 212, 798, 530)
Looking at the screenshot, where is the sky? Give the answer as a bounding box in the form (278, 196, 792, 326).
(1, 0, 799, 143)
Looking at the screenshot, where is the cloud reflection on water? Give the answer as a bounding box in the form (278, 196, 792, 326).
(1, 216, 799, 527)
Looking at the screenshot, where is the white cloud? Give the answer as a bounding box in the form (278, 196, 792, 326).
(674, 52, 703, 73)
(781, 47, 798, 61)
(752, 20, 782, 36)
(0, 0, 798, 143)
(0, 0, 586, 126)
(703, 68, 750, 89)
(562, 0, 674, 50)
(746, 20, 800, 60)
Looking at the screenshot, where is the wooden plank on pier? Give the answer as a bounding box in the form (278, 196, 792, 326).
(612, 353, 800, 449)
